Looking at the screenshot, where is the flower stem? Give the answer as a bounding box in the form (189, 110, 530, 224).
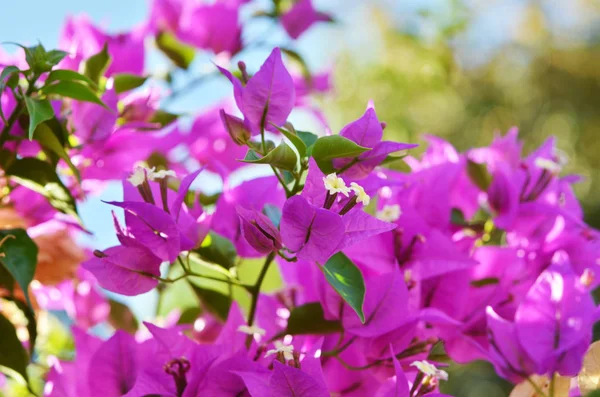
(245, 252, 275, 347)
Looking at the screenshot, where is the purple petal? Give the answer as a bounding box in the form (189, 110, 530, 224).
(82, 245, 161, 296)
(216, 64, 244, 110)
(237, 206, 282, 253)
(343, 269, 409, 337)
(241, 48, 295, 128)
(339, 106, 382, 148)
(170, 167, 204, 221)
(280, 195, 345, 263)
(107, 200, 181, 262)
(234, 371, 272, 397)
(280, 0, 330, 39)
(88, 331, 139, 397)
(336, 211, 397, 252)
(270, 361, 329, 397)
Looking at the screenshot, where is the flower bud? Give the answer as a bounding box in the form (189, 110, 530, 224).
(237, 206, 282, 254)
(220, 110, 251, 145)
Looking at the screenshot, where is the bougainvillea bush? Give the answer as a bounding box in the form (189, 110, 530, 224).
(1, 1, 600, 396)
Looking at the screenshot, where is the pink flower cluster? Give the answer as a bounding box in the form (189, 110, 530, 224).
(1, 1, 599, 396)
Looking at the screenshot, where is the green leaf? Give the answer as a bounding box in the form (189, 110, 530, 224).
(470, 277, 500, 288)
(3, 297, 37, 357)
(297, 130, 318, 151)
(34, 123, 81, 182)
(0, 313, 29, 382)
(311, 135, 370, 174)
(0, 229, 38, 308)
(195, 232, 237, 269)
(81, 43, 111, 84)
(46, 69, 97, 89)
(108, 299, 139, 334)
(321, 252, 366, 323)
(241, 141, 298, 171)
(274, 125, 307, 158)
(156, 32, 195, 70)
(24, 97, 54, 140)
(466, 160, 492, 191)
(113, 73, 148, 94)
(5, 158, 79, 220)
(147, 109, 178, 129)
(41, 80, 107, 108)
(285, 302, 342, 335)
(188, 282, 232, 322)
(244, 149, 261, 161)
(0, 66, 21, 123)
(45, 50, 68, 67)
(262, 204, 282, 228)
(0, 265, 14, 294)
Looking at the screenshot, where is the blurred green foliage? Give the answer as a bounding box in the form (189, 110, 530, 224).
(325, 1, 600, 227)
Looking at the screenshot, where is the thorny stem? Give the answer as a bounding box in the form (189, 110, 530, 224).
(245, 251, 276, 348)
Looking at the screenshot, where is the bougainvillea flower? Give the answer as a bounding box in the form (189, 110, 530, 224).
(280, 0, 332, 39)
(212, 176, 286, 257)
(70, 89, 119, 143)
(280, 195, 346, 263)
(237, 206, 282, 254)
(332, 105, 417, 179)
(60, 15, 145, 76)
(514, 252, 596, 376)
(218, 47, 295, 133)
(82, 245, 162, 295)
(179, 2, 242, 55)
(343, 269, 409, 337)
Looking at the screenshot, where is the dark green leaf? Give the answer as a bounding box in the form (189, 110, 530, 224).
(241, 141, 298, 171)
(41, 80, 107, 108)
(108, 299, 138, 334)
(466, 160, 492, 191)
(113, 73, 148, 94)
(34, 123, 80, 182)
(470, 277, 500, 288)
(285, 302, 342, 335)
(3, 297, 37, 357)
(24, 97, 54, 140)
(46, 69, 97, 89)
(147, 110, 179, 129)
(82, 43, 111, 84)
(587, 391, 600, 397)
(262, 204, 282, 228)
(188, 282, 232, 322)
(0, 66, 20, 123)
(0, 313, 29, 382)
(177, 307, 202, 325)
(195, 232, 237, 269)
(45, 50, 68, 67)
(6, 158, 79, 220)
(312, 135, 370, 174)
(274, 125, 307, 158)
(244, 149, 261, 161)
(450, 208, 466, 226)
(281, 170, 295, 184)
(297, 130, 318, 150)
(321, 252, 366, 323)
(0, 265, 14, 294)
(0, 229, 38, 308)
(156, 32, 195, 70)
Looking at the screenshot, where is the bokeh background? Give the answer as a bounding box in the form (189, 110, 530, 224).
(3, 0, 600, 396)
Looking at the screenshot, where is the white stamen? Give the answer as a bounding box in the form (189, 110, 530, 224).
(410, 360, 448, 381)
(377, 204, 401, 222)
(323, 173, 351, 196)
(350, 182, 370, 206)
(265, 340, 294, 361)
(128, 165, 156, 186)
(237, 325, 266, 336)
(534, 157, 561, 174)
(150, 169, 176, 180)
